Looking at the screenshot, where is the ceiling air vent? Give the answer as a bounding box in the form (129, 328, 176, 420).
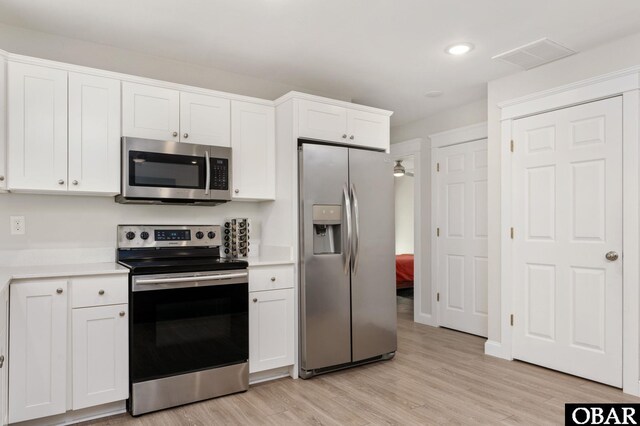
(492, 38, 576, 70)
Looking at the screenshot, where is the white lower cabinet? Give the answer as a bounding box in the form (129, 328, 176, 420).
(9, 280, 68, 423)
(0, 286, 9, 426)
(72, 304, 128, 410)
(9, 275, 128, 423)
(249, 288, 294, 374)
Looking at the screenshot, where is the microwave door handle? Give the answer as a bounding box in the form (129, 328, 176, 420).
(205, 151, 211, 195)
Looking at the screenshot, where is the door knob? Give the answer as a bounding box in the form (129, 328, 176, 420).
(605, 251, 619, 261)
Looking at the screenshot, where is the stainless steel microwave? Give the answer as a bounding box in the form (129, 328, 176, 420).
(116, 137, 232, 206)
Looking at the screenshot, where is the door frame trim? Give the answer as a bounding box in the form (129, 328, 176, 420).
(429, 123, 489, 330)
(496, 68, 640, 396)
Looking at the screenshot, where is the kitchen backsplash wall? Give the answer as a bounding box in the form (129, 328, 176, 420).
(0, 193, 261, 251)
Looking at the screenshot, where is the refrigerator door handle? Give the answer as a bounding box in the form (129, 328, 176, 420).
(343, 184, 352, 275)
(350, 183, 360, 274)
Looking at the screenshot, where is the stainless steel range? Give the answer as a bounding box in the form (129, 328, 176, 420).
(117, 225, 249, 416)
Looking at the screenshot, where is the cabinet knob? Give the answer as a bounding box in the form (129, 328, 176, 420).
(72, 180, 79, 185)
(253, 298, 258, 303)
(58, 179, 65, 185)
(172, 131, 178, 137)
(349, 135, 355, 140)
(235, 189, 239, 194)
(119, 311, 126, 317)
(56, 288, 63, 294)
(183, 133, 189, 139)
(98, 289, 105, 295)
(0, 355, 4, 368)
(0, 176, 4, 181)
(342, 134, 347, 139)
(271, 277, 276, 282)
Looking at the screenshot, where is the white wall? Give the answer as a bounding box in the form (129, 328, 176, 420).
(486, 30, 640, 348)
(394, 175, 414, 254)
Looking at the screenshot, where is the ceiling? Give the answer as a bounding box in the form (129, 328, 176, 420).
(1, 0, 639, 126)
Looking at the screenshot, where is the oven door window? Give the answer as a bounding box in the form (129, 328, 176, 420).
(130, 283, 248, 383)
(129, 150, 205, 189)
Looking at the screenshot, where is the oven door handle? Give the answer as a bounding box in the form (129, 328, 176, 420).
(136, 272, 247, 285)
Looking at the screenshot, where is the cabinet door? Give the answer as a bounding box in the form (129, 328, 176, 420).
(180, 92, 230, 146)
(122, 82, 179, 141)
(72, 304, 128, 410)
(0, 287, 8, 426)
(9, 280, 68, 423)
(0, 56, 6, 191)
(68, 73, 121, 194)
(298, 100, 347, 144)
(346, 109, 390, 151)
(249, 289, 294, 373)
(8, 62, 68, 192)
(231, 101, 275, 200)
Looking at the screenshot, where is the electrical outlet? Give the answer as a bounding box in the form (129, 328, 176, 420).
(10, 216, 25, 235)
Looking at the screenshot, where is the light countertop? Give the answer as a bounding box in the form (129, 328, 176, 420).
(248, 255, 295, 267)
(0, 262, 129, 292)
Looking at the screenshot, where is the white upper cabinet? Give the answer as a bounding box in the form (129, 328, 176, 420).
(122, 82, 180, 141)
(9, 280, 68, 423)
(298, 99, 348, 143)
(231, 101, 275, 200)
(180, 92, 230, 146)
(0, 55, 6, 191)
(8, 62, 68, 192)
(346, 109, 390, 151)
(68, 73, 121, 195)
(297, 99, 390, 150)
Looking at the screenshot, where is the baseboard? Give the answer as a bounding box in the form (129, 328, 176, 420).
(484, 340, 512, 360)
(12, 401, 126, 426)
(249, 366, 292, 385)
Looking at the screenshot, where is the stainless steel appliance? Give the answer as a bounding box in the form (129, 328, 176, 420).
(116, 137, 231, 205)
(222, 218, 251, 258)
(117, 225, 249, 416)
(299, 142, 397, 379)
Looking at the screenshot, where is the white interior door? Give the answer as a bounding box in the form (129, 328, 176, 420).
(511, 96, 623, 387)
(436, 139, 488, 337)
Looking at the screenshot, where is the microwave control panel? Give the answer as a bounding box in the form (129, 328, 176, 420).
(211, 158, 229, 190)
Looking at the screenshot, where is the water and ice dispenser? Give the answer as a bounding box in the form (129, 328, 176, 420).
(312, 204, 342, 254)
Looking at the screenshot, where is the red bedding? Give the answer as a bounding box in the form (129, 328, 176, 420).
(396, 254, 414, 288)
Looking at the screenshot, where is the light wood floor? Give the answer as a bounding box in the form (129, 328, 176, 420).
(86, 293, 638, 425)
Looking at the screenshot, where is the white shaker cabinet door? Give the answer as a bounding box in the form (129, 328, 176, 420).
(231, 101, 275, 200)
(122, 82, 180, 142)
(180, 92, 230, 146)
(0, 56, 6, 191)
(68, 72, 121, 194)
(249, 289, 294, 373)
(72, 304, 128, 410)
(346, 109, 390, 151)
(9, 280, 68, 423)
(0, 287, 8, 426)
(8, 62, 68, 192)
(298, 100, 348, 144)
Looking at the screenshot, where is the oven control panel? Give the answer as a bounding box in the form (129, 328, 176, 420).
(118, 225, 222, 249)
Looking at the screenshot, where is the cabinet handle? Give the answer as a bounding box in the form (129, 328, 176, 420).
(98, 289, 105, 295)
(342, 134, 347, 139)
(0, 355, 4, 368)
(56, 288, 63, 294)
(253, 298, 258, 303)
(119, 311, 126, 317)
(58, 179, 65, 185)
(271, 277, 276, 282)
(350, 135, 355, 140)
(183, 133, 189, 139)
(235, 189, 239, 194)
(172, 131, 178, 137)
(0, 176, 4, 181)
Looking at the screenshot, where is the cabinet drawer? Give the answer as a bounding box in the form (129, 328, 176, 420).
(70, 275, 128, 308)
(249, 266, 294, 292)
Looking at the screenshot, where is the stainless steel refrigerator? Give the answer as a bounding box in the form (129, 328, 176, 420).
(299, 142, 397, 379)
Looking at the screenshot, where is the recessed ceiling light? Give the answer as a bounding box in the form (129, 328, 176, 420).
(424, 90, 443, 98)
(446, 42, 474, 55)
